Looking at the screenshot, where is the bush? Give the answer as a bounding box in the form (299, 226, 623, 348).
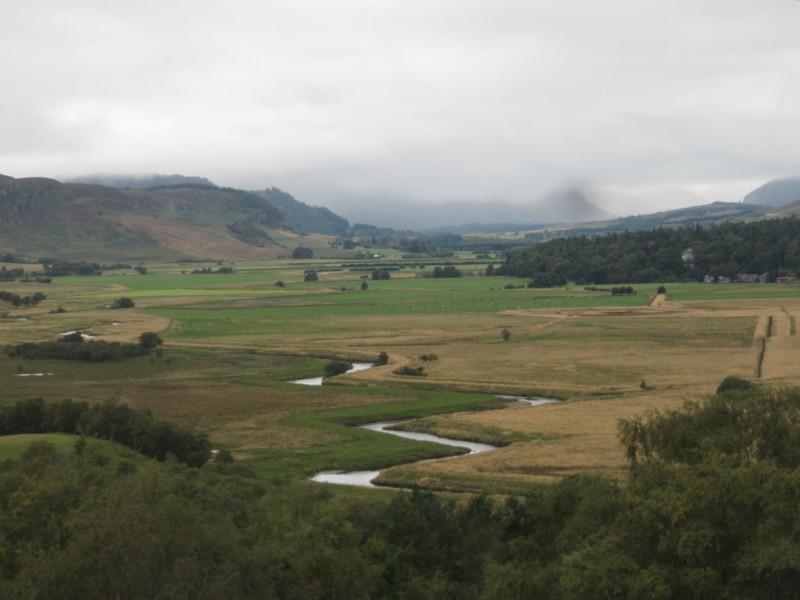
(716, 375, 757, 394)
(419, 354, 438, 362)
(376, 351, 389, 366)
(611, 286, 635, 295)
(110, 297, 135, 309)
(393, 366, 426, 377)
(304, 270, 318, 282)
(324, 360, 353, 377)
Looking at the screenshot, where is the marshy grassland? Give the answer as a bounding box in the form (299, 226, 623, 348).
(2, 257, 799, 493)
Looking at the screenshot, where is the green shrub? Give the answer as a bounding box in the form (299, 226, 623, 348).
(393, 365, 426, 377)
(110, 297, 135, 309)
(324, 360, 353, 378)
(716, 375, 757, 394)
(292, 246, 314, 259)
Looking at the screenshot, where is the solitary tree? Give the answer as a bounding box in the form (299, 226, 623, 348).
(292, 246, 314, 259)
(139, 332, 164, 351)
(501, 327, 512, 342)
(111, 297, 135, 309)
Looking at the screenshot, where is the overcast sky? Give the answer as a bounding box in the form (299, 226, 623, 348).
(2, 0, 799, 210)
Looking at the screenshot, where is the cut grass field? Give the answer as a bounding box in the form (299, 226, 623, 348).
(2, 261, 800, 493)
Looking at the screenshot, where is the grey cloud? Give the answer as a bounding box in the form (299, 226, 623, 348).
(1, 0, 799, 209)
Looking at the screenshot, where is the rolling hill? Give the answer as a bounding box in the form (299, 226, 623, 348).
(0, 175, 302, 261)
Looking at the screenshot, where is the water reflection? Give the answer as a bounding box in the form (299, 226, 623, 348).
(292, 362, 373, 386)
(309, 421, 496, 487)
(495, 395, 558, 406)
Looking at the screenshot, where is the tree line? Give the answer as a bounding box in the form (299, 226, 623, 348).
(0, 397, 212, 467)
(504, 216, 800, 285)
(2, 380, 800, 598)
(0, 290, 46, 306)
(5, 331, 161, 362)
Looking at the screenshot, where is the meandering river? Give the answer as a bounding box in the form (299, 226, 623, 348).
(291, 363, 557, 488)
(292, 362, 374, 386)
(311, 422, 496, 487)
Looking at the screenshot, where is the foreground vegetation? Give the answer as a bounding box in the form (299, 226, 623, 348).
(2, 382, 800, 598)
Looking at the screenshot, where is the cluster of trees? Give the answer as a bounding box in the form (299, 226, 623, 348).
(610, 286, 636, 295)
(505, 217, 800, 285)
(190, 266, 234, 274)
(0, 397, 211, 467)
(0, 266, 25, 281)
(2, 380, 800, 597)
(110, 296, 135, 309)
(39, 260, 132, 276)
(432, 265, 463, 278)
(0, 290, 46, 306)
(393, 365, 426, 377)
(292, 246, 314, 259)
(5, 331, 162, 362)
(372, 268, 392, 280)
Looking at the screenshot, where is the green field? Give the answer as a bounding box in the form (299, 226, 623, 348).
(2, 258, 799, 492)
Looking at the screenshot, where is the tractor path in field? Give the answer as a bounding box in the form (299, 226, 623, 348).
(757, 307, 800, 381)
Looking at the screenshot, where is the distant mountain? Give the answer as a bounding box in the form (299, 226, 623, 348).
(253, 188, 349, 235)
(0, 175, 297, 261)
(532, 189, 616, 223)
(742, 176, 800, 207)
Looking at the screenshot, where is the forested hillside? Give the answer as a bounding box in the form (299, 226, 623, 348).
(505, 217, 800, 285)
(255, 187, 350, 235)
